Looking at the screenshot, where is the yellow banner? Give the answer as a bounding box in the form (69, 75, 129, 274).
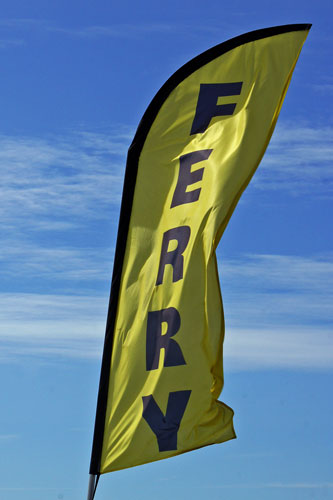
(90, 25, 310, 475)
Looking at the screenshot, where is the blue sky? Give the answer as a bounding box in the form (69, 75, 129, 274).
(0, 1, 332, 499)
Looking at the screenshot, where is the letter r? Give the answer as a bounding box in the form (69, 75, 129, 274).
(146, 307, 186, 371)
(156, 226, 191, 286)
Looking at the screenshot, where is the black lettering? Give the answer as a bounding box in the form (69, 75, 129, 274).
(146, 307, 185, 371)
(142, 390, 191, 451)
(171, 150, 212, 208)
(190, 82, 243, 134)
(156, 226, 191, 285)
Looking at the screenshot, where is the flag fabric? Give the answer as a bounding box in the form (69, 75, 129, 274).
(89, 24, 311, 475)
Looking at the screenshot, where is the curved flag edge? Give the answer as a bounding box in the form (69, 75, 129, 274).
(89, 23, 311, 475)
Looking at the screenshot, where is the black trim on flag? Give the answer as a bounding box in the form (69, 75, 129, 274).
(89, 23, 311, 475)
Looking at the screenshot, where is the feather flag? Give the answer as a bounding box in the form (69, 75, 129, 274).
(88, 24, 311, 485)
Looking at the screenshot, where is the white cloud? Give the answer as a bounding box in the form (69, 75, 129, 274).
(1, 252, 332, 369)
(263, 482, 333, 489)
(314, 83, 333, 94)
(0, 18, 222, 43)
(4, 303, 332, 370)
(210, 481, 333, 489)
(254, 124, 333, 196)
(1, 121, 330, 242)
(0, 130, 130, 231)
(218, 253, 333, 370)
(48, 24, 179, 39)
(220, 253, 332, 293)
(0, 434, 19, 440)
(0, 487, 75, 492)
(0, 293, 106, 324)
(0, 39, 24, 49)
(219, 254, 333, 328)
(0, 240, 114, 281)
(224, 327, 333, 371)
(0, 18, 45, 28)
(0, 125, 331, 366)
(0, 293, 106, 362)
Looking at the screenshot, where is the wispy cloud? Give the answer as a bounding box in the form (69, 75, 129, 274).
(0, 253, 332, 368)
(219, 253, 333, 328)
(0, 434, 19, 441)
(0, 487, 76, 492)
(48, 23, 180, 39)
(0, 18, 222, 43)
(314, 83, 333, 94)
(0, 39, 25, 49)
(0, 130, 130, 232)
(0, 240, 113, 282)
(219, 253, 333, 370)
(1, 121, 331, 240)
(0, 124, 331, 364)
(221, 253, 332, 293)
(209, 481, 333, 489)
(0, 18, 45, 29)
(0, 18, 45, 49)
(263, 482, 333, 489)
(0, 293, 106, 325)
(254, 124, 333, 196)
(224, 327, 333, 371)
(0, 293, 106, 362)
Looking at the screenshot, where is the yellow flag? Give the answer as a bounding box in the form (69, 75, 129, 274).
(89, 24, 311, 475)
